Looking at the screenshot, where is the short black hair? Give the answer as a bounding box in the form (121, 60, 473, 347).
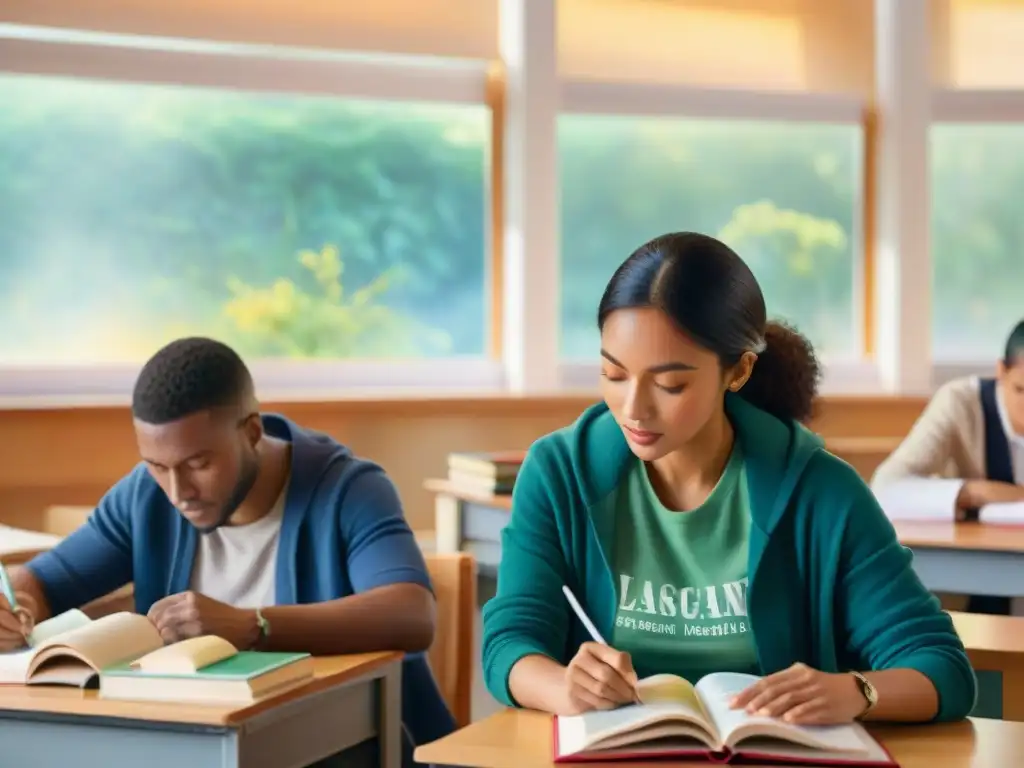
(597, 232, 821, 424)
(131, 337, 255, 425)
(1004, 320, 1024, 367)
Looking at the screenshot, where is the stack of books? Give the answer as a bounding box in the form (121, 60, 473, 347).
(446, 450, 525, 496)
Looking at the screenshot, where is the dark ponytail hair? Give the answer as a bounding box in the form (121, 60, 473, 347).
(597, 232, 821, 424)
(1003, 319, 1024, 367)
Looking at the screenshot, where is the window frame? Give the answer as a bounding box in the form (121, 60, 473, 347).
(0, 24, 503, 402)
(930, 87, 1024, 378)
(555, 79, 875, 395)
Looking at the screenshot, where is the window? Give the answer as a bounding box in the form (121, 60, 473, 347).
(0, 73, 489, 366)
(931, 123, 1024, 361)
(558, 116, 863, 360)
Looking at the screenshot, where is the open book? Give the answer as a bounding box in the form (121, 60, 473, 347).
(0, 611, 166, 687)
(554, 672, 895, 766)
(0, 610, 313, 702)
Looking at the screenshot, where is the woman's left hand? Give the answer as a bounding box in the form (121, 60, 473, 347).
(730, 663, 867, 725)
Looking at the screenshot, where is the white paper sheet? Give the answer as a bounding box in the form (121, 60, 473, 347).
(978, 501, 1024, 525)
(872, 478, 963, 521)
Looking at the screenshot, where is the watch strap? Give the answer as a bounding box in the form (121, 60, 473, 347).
(849, 670, 877, 719)
(254, 607, 271, 650)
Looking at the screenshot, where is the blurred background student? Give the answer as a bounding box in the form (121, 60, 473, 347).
(872, 319, 1024, 615)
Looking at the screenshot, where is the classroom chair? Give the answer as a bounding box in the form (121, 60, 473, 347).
(41, 505, 93, 537)
(424, 552, 477, 727)
(0, 548, 50, 566)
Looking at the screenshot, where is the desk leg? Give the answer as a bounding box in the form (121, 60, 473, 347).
(434, 494, 463, 554)
(1001, 661, 1024, 722)
(379, 659, 403, 768)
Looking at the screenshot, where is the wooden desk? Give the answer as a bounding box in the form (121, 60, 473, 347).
(0, 524, 62, 565)
(415, 709, 1024, 768)
(894, 521, 1024, 598)
(428, 481, 1024, 598)
(0, 652, 403, 768)
(427, 479, 510, 576)
(950, 611, 1024, 722)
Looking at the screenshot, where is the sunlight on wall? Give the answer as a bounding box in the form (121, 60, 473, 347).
(558, 0, 806, 88)
(947, 0, 1024, 88)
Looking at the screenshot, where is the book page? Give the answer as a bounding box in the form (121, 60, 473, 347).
(696, 672, 868, 754)
(0, 650, 32, 684)
(637, 674, 700, 708)
(132, 636, 238, 675)
(29, 609, 92, 646)
(29, 612, 163, 675)
(557, 674, 715, 756)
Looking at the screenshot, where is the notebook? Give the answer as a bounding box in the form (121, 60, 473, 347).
(554, 672, 896, 766)
(0, 611, 167, 687)
(99, 635, 314, 705)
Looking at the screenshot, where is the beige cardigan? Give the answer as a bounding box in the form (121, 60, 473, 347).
(872, 376, 990, 489)
(873, 376, 1024, 611)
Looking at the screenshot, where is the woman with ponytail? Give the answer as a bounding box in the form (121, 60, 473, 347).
(482, 232, 974, 727)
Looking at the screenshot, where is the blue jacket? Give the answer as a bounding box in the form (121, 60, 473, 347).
(28, 414, 455, 760)
(482, 397, 977, 722)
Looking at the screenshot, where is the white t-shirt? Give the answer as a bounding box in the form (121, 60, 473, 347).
(188, 479, 287, 608)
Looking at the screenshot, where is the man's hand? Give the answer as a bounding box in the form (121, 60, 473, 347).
(0, 592, 36, 652)
(147, 591, 256, 648)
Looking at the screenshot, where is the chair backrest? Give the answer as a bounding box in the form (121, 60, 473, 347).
(41, 506, 94, 537)
(424, 552, 477, 727)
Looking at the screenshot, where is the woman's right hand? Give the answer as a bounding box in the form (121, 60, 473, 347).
(563, 641, 639, 713)
(0, 592, 36, 652)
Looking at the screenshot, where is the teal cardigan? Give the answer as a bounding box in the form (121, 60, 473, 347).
(481, 396, 977, 722)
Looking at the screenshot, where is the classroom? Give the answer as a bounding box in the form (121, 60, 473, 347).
(2, 0, 1024, 766)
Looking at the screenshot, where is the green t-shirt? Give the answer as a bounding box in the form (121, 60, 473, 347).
(611, 444, 758, 683)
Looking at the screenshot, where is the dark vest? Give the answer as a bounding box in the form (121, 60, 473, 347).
(979, 377, 1014, 484)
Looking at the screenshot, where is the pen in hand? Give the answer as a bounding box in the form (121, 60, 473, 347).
(561, 585, 642, 705)
(0, 562, 31, 644)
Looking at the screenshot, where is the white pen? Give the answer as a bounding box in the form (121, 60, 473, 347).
(562, 584, 607, 644)
(562, 584, 641, 704)
(0, 562, 18, 612)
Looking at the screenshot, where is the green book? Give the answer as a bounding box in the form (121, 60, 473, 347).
(103, 650, 310, 680)
(99, 648, 315, 704)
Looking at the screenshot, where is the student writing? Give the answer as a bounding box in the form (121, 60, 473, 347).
(872, 320, 1024, 516)
(0, 337, 454, 766)
(871, 319, 1024, 615)
(481, 232, 976, 724)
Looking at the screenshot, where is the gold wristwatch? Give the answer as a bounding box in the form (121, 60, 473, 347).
(850, 671, 878, 719)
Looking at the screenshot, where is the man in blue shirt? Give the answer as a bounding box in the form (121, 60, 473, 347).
(0, 337, 455, 765)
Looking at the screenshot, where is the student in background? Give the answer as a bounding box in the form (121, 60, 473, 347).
(0, 337, 454, 766)
(482, 233, 975, 724)
(871, 319, 1024, 615)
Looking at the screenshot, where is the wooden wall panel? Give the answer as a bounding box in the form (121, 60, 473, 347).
(0, 394, 928, 533)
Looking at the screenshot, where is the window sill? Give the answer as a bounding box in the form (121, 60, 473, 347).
(0, 359, 982, 411)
